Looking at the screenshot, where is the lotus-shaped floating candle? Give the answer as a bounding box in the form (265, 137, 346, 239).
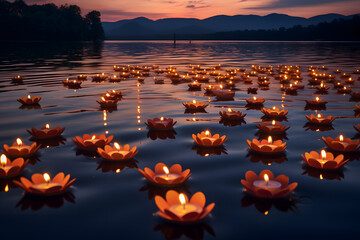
(109, 75, 121, 82)
(12, 75, 24, 82)
(0, 154, 29, 178)
(97, 97, 118, 108)
(183, 100, 208, 111)
(315, 83, 330, 92)
(305, 114, 335, 125)
(246, 96, 265, 105)
(322, 135, 360, 152)
(256, 120, 289, 134)
(284, 84, 297, 95)
(192, 130, 227, 147)
(14, 172, 76, 196)
(62, 78, 82, 88)
(345, 77, 355, 84)
(211, 87, 235, 100)
(241, 170, 298, 199)
(92, 73, 108, 81)
(154, 190, 215, 223)
(139, 163, 191, 186)
(337, 86, 351, 94)
(77, 74, 87, 80)
(257, 80, 270, 87)
(72, 134, 113, 151)
(2, 138, 40, 158)
(302, 150, 349, 169)
(106, 89, 122, 98)
(188, 81, 201, 91)
(219, 108, 246, 120)
(27, 124, 65, 139)
(17, 95, 41, 105)
(145, 117, 177, 130)
(247, 87, 257, 94)
(305, 97, 328, 106)
(97, 142, 138, 161)
(247, 136, 286, 154)
(261, 106, 288, 118)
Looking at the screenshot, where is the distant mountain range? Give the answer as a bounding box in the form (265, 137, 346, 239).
(102, 13, 359, 38)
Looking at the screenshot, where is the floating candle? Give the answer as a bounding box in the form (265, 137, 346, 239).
(247, 137, 287, 154)
(154, 190, 215, 222)
(145, 117, 177, 130)
(97, 142, 138, 161)
(302, 150, 349, 169)
(192, 130, 227, 147)
(2, 138, 40, 158)
(322, 135, 360, 152)
(27, 124, 65, 139)
(72, 133, 113, 151)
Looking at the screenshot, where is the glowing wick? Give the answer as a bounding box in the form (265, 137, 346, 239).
(228, 108, 232, 112)
(205, 130, 210, 136)
(27, 95, 31, 99)
(45, 124, 50, 129)
(272, 120, 275, 126)
(268, 136, 273, 144)
(1, 154, 7, 167)
(16, 138, 22, 146)
(192, 100, 196, 104)
(264, 174, 269, 186)
(321, 150, 326, 160)
(339, 135, 344, 141)
(114, 142, 120, 150)
(160, 117, 164, 121)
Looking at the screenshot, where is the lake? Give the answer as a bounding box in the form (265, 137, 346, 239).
(0, 41, 360, 239)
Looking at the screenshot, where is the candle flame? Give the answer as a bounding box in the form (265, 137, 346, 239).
(16, 138, 22, 146)
(272, 106, 276, 110)
(321, 150, 326, 159)
(114, 142, 120, 150)
(272, 120, 275, 126)
(339, 135, 344, 141)
(264, 174, 269, 183)
(316, 97, 320, 101)
(91, 135, 96, 140)
(192, 100, 196, 104)
(1, 154, 7, 166)
(179, 193, 186, 205)
(205, 130, 210, 136)
(163, 166, 169, 174)
(116, 169, 120, 173)
(101, 97, 106, 101)
(228, 108, 232, 112)
(160, 117, 164, 121)
(27, 95, 31, 99)
(320, 174, 323, 180)
(268, 136, 272, 144)
(43, 173, 50, 182)
(4, 184, 9, 192)
(106, 93, 110, 97)
(253, 96, 257, 100)
(45, 124, 50, 129)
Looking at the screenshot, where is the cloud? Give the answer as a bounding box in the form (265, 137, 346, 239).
(246, 0, 353, 9)
(186, 0, 210, 9)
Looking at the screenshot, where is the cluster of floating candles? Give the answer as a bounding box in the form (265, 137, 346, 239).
(7, 62, 360, 221)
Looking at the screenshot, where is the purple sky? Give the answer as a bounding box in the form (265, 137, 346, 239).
(23, 0, 360, 21)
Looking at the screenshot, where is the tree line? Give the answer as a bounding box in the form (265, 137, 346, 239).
(0, 0, 104, 41)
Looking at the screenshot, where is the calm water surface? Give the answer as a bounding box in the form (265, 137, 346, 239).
(1, 41, 360, 239)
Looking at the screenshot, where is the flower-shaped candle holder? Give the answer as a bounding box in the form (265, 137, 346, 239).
(92, 73, 108, 81)
(305, 97, 328, 106)
(154, 190, 215, 223)
(97, 97, 118, 108)
(337, 86, 351, 94)
(192, 130, 227, 147)
(188, 82, 202, 91)
(145, 117, 177, 130)
(261, 107, 288, 118)
(211, 89, 235, 100)
(72, 134, 113, 151)
(219, 108, 246, 120)
(14, 172, 76, 196)
(0, 154, 29, 178)
(322, 135, 360, 152)
(256, 120, 289, 134)
(315, 83, 330, 92)
(97, 142, 138, 161)
(241, 170, 298, 199)
(109, 75, 121, 82)
(2, 138, 40, 158)
(246, 96, 265, 105)
(77, 74, 87, 80)
(183, 100, 208, 111)
(17, 95, 41, 105)
(257, 80, 270, 87)
(139, 163, 191, 186)
(12, 75, 24, 82)
(247, 87, 258, 94)
(302, 150, 349, 169)
(247, 136, 286, 154)
(27, 124, 65, 139)
(62, 79, 82, 88)
(305, 114, 335, 125)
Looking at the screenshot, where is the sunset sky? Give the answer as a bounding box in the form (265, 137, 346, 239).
(24, 0, 360, 21)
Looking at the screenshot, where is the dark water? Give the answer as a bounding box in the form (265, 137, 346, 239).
(1, 41, 360, 239)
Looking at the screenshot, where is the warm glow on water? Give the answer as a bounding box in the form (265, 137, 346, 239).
(0, 41, 360, 238)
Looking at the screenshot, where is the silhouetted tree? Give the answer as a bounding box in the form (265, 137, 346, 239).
(0, 0, 104, 41)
